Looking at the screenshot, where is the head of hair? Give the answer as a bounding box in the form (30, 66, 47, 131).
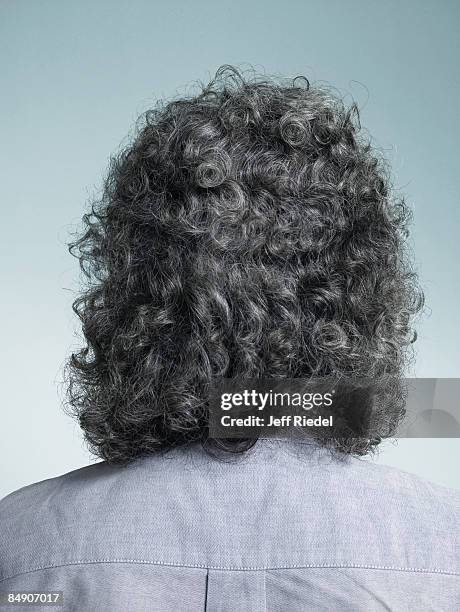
(66, 65, 423, 462)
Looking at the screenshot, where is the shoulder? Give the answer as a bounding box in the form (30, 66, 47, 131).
(0, 460, 125, 523)
(354, 455, 460, 518)
(0, 461, 127, 581)
(329, 455, 460, 571)
(347, 454, 460, 506)
(0, 449, 199, 580)
(309, 448, 460, 533)
(260, 438, 460, 516)
(251, 440, 460, 572)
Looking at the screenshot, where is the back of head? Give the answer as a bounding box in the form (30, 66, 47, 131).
(67, 65, 422, 463)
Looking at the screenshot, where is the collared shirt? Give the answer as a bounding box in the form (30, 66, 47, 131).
(0, 438, 459, 611)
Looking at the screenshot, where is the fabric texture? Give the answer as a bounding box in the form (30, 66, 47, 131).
(0, 438, 459, 611)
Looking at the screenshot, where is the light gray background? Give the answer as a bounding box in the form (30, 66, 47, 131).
(1, 0, 459, 499)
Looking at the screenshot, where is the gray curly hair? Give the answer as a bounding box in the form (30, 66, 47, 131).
(66, 65, 423, 462)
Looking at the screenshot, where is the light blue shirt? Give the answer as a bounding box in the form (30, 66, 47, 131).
(1, 438, 459, 611)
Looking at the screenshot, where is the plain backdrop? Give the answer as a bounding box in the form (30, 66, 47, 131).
(1, 0, 459, 499)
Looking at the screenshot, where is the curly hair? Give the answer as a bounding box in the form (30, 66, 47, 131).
(66, 65, 423, 462)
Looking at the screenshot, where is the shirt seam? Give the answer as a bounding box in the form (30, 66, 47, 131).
(1, 560, 459, 583)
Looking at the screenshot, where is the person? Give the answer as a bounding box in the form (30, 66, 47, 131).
(0, 65, 458, 611)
